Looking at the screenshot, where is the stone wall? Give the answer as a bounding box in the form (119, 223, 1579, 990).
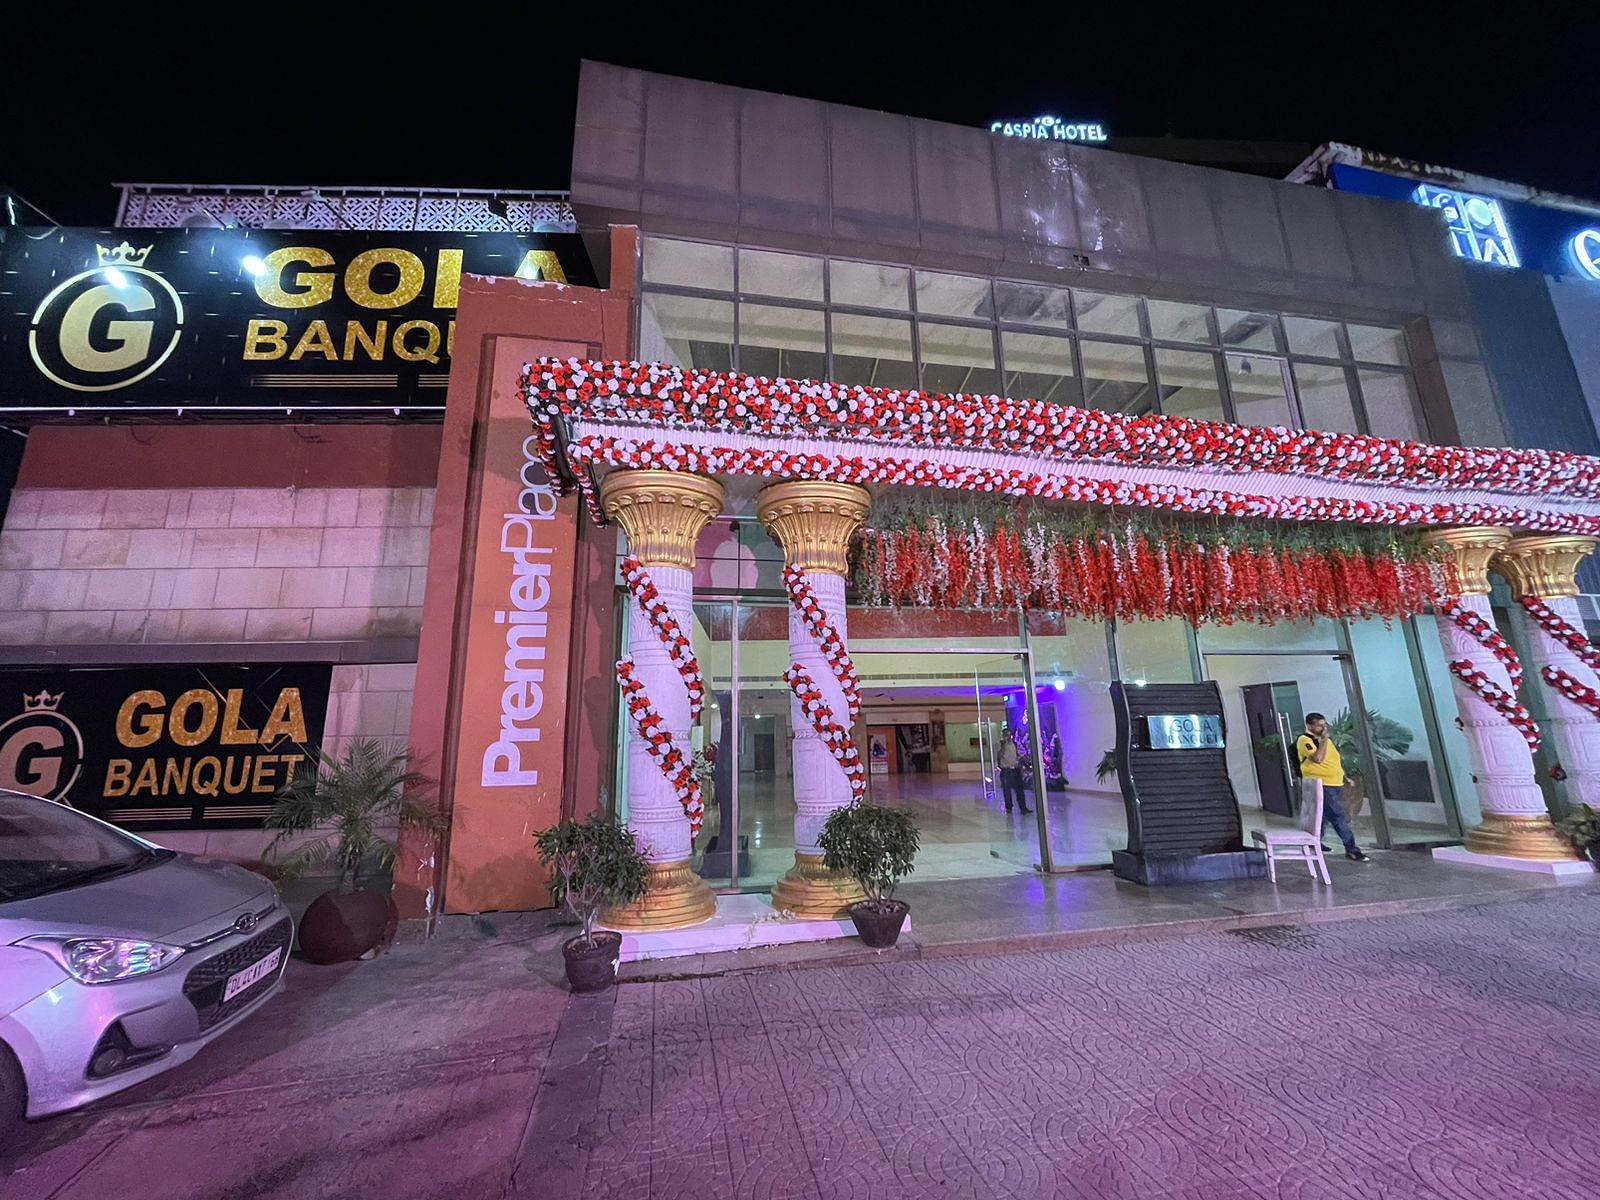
(0, 485, 433, 645)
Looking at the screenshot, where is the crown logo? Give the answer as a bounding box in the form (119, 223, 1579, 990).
(95, 242, 152, 268)
(23, 690, 63, 711)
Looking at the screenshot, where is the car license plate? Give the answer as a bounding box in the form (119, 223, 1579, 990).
(222, 947, 283, 1002)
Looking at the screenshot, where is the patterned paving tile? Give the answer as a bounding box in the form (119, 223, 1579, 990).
(536, 890, 1600, 1199)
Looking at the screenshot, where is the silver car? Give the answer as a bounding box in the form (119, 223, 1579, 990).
(0, 791, 290, 1138)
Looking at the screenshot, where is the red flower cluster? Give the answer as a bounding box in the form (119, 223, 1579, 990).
(783, 664, 866, 801)
(523, 359, 1600, 502)
(616, 656, 703, 840)
(858, 519, 1447, 626)
(621, 556, 705, 720)
(1542, 665, 1600, 721)
(566, 437, 1600, 537)
(783, 566, 862, 721)
(1518, 597, 1600, 675)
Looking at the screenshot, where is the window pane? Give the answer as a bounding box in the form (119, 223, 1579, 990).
(1358, 369, 1424, 441)
(1292, 362, 1360, 433)
(1147, 300, 1213, 344)
(1080, 338, 1152, 414)
(1154, 348, 1224, 422)
(995, 280, 1071, 328)
(919, 322, 999, 394)
(1348, 323, 1410, 366)
(642, 237, 734, 291)
(1284, 316, 1342, 358)
(1002, 331, 1079, 404)
(915, 271, 992, 319)
(738, 304, 825, 380)
(1074, 291, 1141, 337)
(739, 248, 824, 301)
(830, 260, 910, 310)
(638, 293, 734, 371)
(831, 312, 916, 389)
(1228, 354, 1293, 427)
(1216, 308, 1280, 352)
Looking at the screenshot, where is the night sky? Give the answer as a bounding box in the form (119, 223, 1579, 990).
(5, 7, 1597, 225)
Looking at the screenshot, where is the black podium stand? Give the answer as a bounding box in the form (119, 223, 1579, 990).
(1108, 680, 1266, 885)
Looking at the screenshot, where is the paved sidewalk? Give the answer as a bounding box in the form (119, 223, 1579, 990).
(525, 888, 1600, 1199)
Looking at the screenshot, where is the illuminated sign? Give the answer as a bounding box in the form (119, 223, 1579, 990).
(990, 115, 1107, 143)
(1413, 184, 1520, 268)
(1146, 714, 1224, 750)
(1571, 229, 1600, 280)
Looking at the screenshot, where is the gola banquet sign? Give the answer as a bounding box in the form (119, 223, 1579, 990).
(0, 665, 332, 830)
(0, 227, 596, 414)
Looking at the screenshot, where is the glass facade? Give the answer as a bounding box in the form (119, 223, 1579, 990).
(640, 236, 1427, 437)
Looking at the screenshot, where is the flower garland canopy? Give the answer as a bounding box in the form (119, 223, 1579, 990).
(521, 360, 1600, 536)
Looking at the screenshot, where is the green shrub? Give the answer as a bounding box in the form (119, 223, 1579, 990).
(533, 812, 650, 947)
(817, 801, 920, 906)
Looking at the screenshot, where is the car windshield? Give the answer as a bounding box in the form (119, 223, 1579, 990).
(0, 793, 164, 902)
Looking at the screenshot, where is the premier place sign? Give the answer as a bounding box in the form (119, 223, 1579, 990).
(0, 227, 596, 416)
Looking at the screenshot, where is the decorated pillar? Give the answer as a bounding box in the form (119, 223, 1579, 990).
(758, 480, 871, 917)
(600, 468, 723, 929)
(1494, 535, 1600, 812)
(1423, 527, 1575, 862)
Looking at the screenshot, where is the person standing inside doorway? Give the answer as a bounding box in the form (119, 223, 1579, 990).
(997, 728, 1031, 815)
(1296, 712, 1371, 862)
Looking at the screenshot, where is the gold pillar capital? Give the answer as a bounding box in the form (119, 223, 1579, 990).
(1420, 526, 1512, 596)
(1492, 534, 1597, 599)
(598, 468, 723, 569)
(756, 480, 871, 576)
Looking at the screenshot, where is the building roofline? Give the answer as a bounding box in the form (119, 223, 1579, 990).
(1288, 142, 1600, 219)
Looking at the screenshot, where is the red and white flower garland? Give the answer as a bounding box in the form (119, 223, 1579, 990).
(566, 436, 1600, 537)
(522, 359, 1600, 503)
(1438, 598, 1540, 751)
(621, 556, 704, 720)
(1518, 597, 1600, 673)
(783, 566, 861, 722)
(615, 657, 704, 840)
(1518, 597, 1600, 720)
(783, 664, 866, 802)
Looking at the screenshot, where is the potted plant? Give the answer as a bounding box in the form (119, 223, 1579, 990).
(1556, 804, 1600, 866)
(265, 738, 443, 965)
(533, 812, 650, 992)
(816, 800, 920, 949)
(1095, 748, 1117, 784)
(1327, 708, 1413, 817)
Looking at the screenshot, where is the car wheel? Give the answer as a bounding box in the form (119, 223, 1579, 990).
(0, 1041, 25, 1143)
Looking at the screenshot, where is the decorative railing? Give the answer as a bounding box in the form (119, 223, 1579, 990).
(116, 184, 576, 233)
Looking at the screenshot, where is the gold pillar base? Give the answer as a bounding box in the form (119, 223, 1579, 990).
(769, 853, 864, 918)
(1463, 813, 1582, 861)
(600, 859, 716, 931)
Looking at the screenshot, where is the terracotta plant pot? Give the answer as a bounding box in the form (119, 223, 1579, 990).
(563, 931, 623, 993)
(847, 899, 909, 949)
(297, 888, 395, 965)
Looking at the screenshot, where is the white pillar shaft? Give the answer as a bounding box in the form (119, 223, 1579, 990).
(1512, 596, 1600, 809)
(624, 564, 693, 864)
(788, 571, 852, 855)
(1432, 595, 1548, 819)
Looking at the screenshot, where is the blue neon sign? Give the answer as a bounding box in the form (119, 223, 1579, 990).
(990, 116, 1108, 143)
(1413, 184, 1520, 268)
(1571, 230, 1600, 281)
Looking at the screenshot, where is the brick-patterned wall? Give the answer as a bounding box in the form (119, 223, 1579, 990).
(0, 486, 433, 645)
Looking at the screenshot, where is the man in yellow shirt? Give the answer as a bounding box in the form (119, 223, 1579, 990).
(1295, 712, 1371, 862)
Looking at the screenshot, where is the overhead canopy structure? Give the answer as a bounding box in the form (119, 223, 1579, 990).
(523, 359, 1600, 536)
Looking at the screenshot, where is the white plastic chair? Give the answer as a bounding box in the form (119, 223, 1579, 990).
(1251, 777, 1331, 885)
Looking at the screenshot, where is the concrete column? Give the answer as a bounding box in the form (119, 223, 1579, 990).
(599, 468, 724, 929)
(1495, 535, 1600, 812)
(1423, 527, 1582, 871)
(758, 479, 871, 917)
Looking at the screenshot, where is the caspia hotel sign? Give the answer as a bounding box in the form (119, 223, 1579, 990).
(990, 115, 1108, 143)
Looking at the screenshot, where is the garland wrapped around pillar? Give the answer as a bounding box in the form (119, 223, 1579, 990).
(1495, 535, 1600, 813)
(1423, 528, 1576, 863)
(758, 479, 872, 918)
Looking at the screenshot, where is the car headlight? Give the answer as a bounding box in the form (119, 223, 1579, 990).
(16, 936, 186, 984)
